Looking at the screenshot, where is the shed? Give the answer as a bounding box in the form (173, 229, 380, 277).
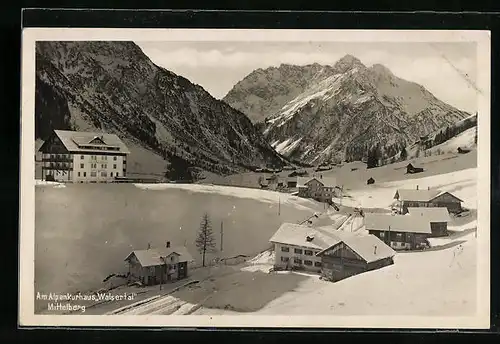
(457, 147, 471, 154)
(406, 163, 424, 174)
(367, 177, 375, 185)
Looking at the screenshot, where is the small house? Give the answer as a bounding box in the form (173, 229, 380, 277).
(394, 188, 463, 214)
(406, 163, 424, 174)
(316, 231, 395, 282)
(124, 242, 194, 286)
(287, 178, 298, 188)
(457, 147, 471, 154)
(407, 207, 451, 237)
(364, 213, 436, 250)
(367, 177, 375, 185)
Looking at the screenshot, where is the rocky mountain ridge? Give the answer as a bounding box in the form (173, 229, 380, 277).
(223, 55, 471, 165)
(35, 41, 286, 178)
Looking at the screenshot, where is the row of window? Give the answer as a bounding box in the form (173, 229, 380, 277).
(82, 155, 118, 161)
(77, 171, 119, 178)
(280, 256, 322, 267)
(79, 163, 118, 169)
(281, 246, 315, 256)
(378, 232, 409, 240)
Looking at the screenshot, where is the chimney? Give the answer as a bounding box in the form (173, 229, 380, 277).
(374, 245, 377, 255)
(166, 241, 171, 248)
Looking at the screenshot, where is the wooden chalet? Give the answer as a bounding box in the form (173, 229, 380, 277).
(457, 147, 471, 154)
(315, 231, 395, 282)
(407, 207, 451, 237)
(364, 213, 441, 250)
(394, 188, 463, 214)
(269, 223, 395, 281)
(124, 242, 194, 286)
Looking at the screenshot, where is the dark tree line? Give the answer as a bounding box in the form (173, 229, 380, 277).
(433, 114, 477, 147)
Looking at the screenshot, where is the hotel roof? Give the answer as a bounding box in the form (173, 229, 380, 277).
(49, 130, 131, 154)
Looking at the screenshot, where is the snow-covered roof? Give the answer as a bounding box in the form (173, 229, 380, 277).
(394, 189, 463, 203)
(269, 223, 341, 250)
(364, 213, 432, 234)
(297, 176, 337, 188)
(47, 130, 130, 154)
(394, 189, 441, 202)
(316, 231, 396, 263)
(125, 246, 194, 267)
(407, 207, 451, 223)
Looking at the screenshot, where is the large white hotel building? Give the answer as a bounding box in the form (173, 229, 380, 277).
(38, 129, 130, 183)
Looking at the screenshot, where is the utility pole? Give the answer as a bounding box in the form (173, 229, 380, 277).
(388, 225, 391, 248)
(278, 196, 281, 216)
(220, 221, 224, 252)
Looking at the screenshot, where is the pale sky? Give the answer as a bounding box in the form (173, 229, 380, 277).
(136, 41, 477, 113)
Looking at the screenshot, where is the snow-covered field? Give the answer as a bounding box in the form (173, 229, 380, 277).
(134, 182, 321, 212)
(335, 167, 477, 210)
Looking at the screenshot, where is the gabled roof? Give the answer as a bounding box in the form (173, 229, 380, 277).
(428, 191, 464, 203)
(316, 231, 396, 263)
(124, 246, 194, 267)
(269, 223, 341, 250)
(297, 176, 337, 188)
(43, 130, 130, 154)
(394, 189, 441, 202)
(407, 207, 451, 222)
(364, 213, 432, 234)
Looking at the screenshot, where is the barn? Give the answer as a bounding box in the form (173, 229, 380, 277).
(394, 188, 463, 214)
(406, 163, 424, 174)
(367, 177, 375, 185)
(407, 207, 451, 237)
(316, 231, 395, 282)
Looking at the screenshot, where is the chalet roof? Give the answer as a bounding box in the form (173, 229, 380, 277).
(49, 130, 130, 154)
(124, 246, 194, 267)
(316, 231, 396, 263)
(364, 213, 432, 234)
(297, 176, 337, 188)
(407, 207, 451, 223)
(394, 189, 441, 202)
(269, 223, 341, 250)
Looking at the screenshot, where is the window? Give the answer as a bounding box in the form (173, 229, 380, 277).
(101, 164, 107, 169)
(81, 155, 84, 159)
(304, 260, 313, 266)
(103, 156, 107, 160)
(78, 172, 81, 177)
(171, 256, 174, 262)
(116, 172, 119, 177)
(101, 171, 107, 177)
(92, 163, 97, 169)
(113, 156, 117, 161)
(50, 154, 54, 159)
(314, 261, 322, 267)
(80, 163, 84, 168)
(281, 246, 289, 252)
(110, 172, 113, 177)
(90, 172, 96, 177)
(379, 232, 385, 238)
(294, 248, 303, 254)
(113, 164, 117, 169)
(294, 258, 302, 264)
(304, 250, 313, 256)
(84, 172, 88, 177)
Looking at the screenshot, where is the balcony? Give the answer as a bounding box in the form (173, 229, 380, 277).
(42, 156, 73, 162)
(43, 162, 73, 170)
